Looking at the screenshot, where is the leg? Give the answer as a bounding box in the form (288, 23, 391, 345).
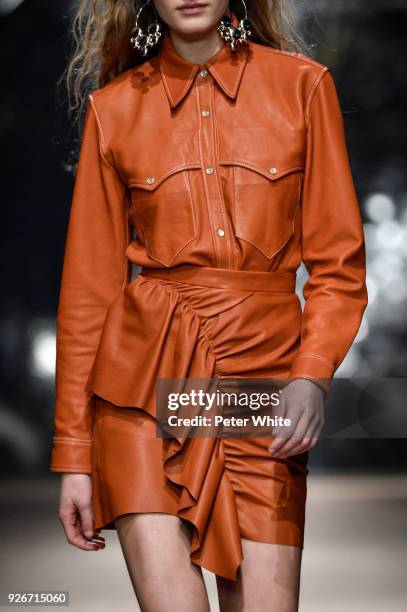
(114, 512, 210, 612)
(216, 539, 302, 612)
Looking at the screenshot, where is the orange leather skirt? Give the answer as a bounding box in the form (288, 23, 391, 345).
(89, 265, 309, 581)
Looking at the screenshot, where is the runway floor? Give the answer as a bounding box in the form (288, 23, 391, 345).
(0, 473, 406, 611)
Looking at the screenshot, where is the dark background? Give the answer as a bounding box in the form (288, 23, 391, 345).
(0, 0, 406, 473)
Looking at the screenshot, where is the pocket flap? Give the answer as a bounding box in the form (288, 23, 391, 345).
(219, 158, 303, 181)
(129, 162, 202, 191)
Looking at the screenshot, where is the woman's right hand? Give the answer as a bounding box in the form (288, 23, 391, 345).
(58, 473, 105, 551)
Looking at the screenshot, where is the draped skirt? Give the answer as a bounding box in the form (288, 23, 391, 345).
(87, 265, 309, 581)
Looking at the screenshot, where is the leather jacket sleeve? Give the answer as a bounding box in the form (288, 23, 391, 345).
(289, 68, 368, 393)
(49, 95, 131, 473)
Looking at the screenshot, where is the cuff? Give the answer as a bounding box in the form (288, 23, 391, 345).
(49, 437, 92, 474)
(289, 352, 335, 395)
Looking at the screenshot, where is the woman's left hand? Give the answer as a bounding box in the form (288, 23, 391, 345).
(268, 378, 326, 458)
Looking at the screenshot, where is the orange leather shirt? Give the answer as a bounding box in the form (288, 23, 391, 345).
(49, 29, 368, 473)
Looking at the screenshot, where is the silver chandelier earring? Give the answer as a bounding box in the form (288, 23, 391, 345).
(218, 0, 253, 50)
(130, 0, 163, 56)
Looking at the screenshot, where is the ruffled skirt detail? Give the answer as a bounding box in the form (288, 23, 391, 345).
(88, 271, 308, 580)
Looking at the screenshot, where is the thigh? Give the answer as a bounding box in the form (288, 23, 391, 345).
(114, 512, 210, 612)
(216, 539, 302, 612)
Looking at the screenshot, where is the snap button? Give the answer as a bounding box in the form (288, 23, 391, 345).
(206, 167, 214, 175)
(217, 228, 225, 237)
(200, 69, 208, 78)
(269, 167, 278, 175)
(202, 110, 210, 117)
(146, 176, 155, 184)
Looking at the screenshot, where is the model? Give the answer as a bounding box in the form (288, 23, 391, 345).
(49, 1, 368, 610)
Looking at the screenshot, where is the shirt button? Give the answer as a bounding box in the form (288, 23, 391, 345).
(202, 109, 210, 117)
(206, 166, 214, 175)
(217, 228, 225, 237)
(200, 68, 208, 78)
(269, 167, 278, 175)
(146, 176, 155, 184)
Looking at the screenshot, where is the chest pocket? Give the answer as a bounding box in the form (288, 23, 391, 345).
(129, 162, 201, 267)
(220, 158, 304, 259)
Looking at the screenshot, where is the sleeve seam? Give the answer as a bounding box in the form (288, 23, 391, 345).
(88, 94, 111, 165)
(53, 437, 92, 446)
(305, 66, 329, 129)
(292, 352, 335, 370)
(88, 93, 128, 187)
(88, 93, 132, 276)
(49, 466, 92, 472)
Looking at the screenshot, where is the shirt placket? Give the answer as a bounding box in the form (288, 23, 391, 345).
(195, 67, 232, 269)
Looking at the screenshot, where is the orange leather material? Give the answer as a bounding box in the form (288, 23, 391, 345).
(87, 274, 308, 580)
(91, 396, 308, 581)
(49, 14, 368, 488)
(139, 263, 297, 292)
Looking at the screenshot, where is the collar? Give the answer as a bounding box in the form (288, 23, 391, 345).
(158, 11, 250, 109)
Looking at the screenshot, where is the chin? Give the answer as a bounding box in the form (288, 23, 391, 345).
(168, 17, 216, 36)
